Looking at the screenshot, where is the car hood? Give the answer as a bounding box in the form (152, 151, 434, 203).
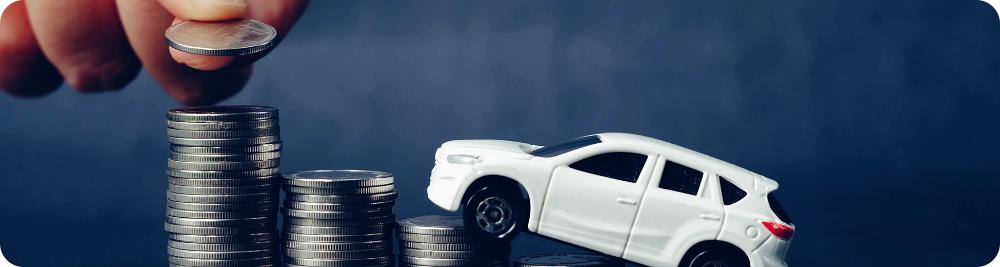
(439, 140, 540, 159)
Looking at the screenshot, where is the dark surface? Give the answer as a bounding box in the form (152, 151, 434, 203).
(1, 1, 999, 266)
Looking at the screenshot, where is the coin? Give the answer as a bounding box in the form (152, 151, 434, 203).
(396, 215, 466, 236)
(168, 240, 274, 252)
(171, 143, 282, 154)
(396, 233, 476, 244)
(283, 256, 392, 267)
(168, 256, 275, 267)
(167, 200, 276, 211)
(281, 208, 393, 220)
(165, 216, 273, 227)
(168, 106, 278, 122)
(282, 200, 394, 211)
(167, 207, 275, 219)
(167, 119, 278, 131)
(167, 127, 280, 139)
(167, 192, 274, 203)
(399, 241, 503, 251)
(283, 216, 396, 227)
(283, 192, 397, 203)
(167, 159, 279, 171)
(284, 170, 394, 188)
(284, 240, 389, 251)
(399, 256, 503, 266)
(169, 136, 280, 147)
(164, 223, 275, 235)
(282, 184, 394, 195)
(283, 232, 389, 243)
(284, 248, 387, 259)
(166, 19, 277, 56)
(282, 224, 391, 235)
(513, 253, 625, 267)
(170, 151, 281, 162)
(168, 176, 278, 187)
(168, 184, 274, 195)
(169, 233, 275, 244)
(168, 168, 280, 179)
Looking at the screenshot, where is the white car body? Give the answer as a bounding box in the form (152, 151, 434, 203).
(427, 133, 793, 267)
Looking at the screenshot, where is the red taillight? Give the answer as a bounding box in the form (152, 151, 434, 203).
(761, 221, 794, 240)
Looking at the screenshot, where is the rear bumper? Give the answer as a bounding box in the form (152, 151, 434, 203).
(750, 236, 791, 267)
(426, 162, 477, 211)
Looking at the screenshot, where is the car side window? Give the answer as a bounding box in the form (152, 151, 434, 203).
(569, 152, 648, 183)
(658, 161, 703, 195)
(719, 176, 747, 205)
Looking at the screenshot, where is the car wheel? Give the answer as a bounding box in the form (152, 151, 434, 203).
(686, 249, 749, 267)
(462, 185, 524, 243)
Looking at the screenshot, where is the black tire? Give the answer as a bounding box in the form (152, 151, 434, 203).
(462, 185, 525, 243)
(684, 248, 750, 267)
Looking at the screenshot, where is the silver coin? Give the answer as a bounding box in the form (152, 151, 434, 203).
(172, 143, 282, 154)
(166, 216, 273, 227)
(168, 256, 276, 267)
(167, 127, 280, 139)
(283, 224, 391, 235)
(168, 247, 274, 260)
(283, 232, 389, 243)
(285, 248, 388, 259)
(283, 200, 394, 212)
(167, 207, 275, 219)
(396, 233, 476, 244)
(169, 136, 280, 147)
(284, 170, 394, 188)
(283, 256, 391, 267)
(169, 233, 275, 244)
(284, 240, 389, 251)
(396, 258, 507, 267)
(168, 168, 280, 179)
(283, 192, 397, 203)
(168, 240, 275, 252)
(513, 254, 624, 267)
(168, 119, 278, 131)
(170, 151, 281, 162)
(282, 184, 394, 195)
(281, 208, 393, 220)
(166, 19, 277, 56)
(396, 215, 465, 236)
(167, 200, 276, 211)
(164, 223, 275, 235)
(168, 184, 275, 195)
(283, 216, 395, 227)
(400, 249, 485, 259)
(399, 241, 504, 251)
(168, 176, 278, 187)
(398, 256, 504, 266)
(167, 192, 274, 203)
(167, 106, 278, 122)
(167, 159, 279, 171)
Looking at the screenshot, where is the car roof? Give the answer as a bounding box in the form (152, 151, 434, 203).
(595, 132, 769, 187)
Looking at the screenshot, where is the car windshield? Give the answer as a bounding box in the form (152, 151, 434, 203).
(529, 135, 601, 157)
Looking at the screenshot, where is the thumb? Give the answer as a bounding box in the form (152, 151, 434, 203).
(158, 0, 247, 21)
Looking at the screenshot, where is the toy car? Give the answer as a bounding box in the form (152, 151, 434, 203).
(426, 133, 794, 267)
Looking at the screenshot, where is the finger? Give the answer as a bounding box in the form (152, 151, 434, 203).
(116, 0, 250, 105)
(24, 0, 141, 92)
(158, 0, 247, 21)
(164, 0, 308, 71)
(0, 1, 62, 97)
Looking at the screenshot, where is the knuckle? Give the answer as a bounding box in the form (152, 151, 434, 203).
(64, 58, 141, 92)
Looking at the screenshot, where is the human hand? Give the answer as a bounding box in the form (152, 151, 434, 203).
(0, 0, 308, 105)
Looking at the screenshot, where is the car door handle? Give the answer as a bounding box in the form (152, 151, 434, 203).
(700, 213, 721, 221)
(615, 197, 638, 205)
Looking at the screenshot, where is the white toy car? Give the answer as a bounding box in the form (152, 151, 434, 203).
(427, 133, 794, 267)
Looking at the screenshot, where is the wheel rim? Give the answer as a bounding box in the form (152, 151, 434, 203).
(475, 196, 514, 234)
(701, 260, 728, 267)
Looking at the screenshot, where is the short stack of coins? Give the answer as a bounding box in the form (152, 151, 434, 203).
(396, 215, 510, 267)
(513, 254, 625, 267)
(282, 170, 397, 267)
(164, 106, 282, 267)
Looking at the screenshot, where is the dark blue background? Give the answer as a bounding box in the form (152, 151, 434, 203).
(1, 1, 998, 266)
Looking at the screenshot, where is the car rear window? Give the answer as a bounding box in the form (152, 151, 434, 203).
(767, 193, 793, 224)
(529, 135, 601, 157)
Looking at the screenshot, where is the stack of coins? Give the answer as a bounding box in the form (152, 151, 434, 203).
(281, 170, 397, 267)
(396, 215, 510, 267)
(513, 254, 625, 267)
(164, 106, 282, 266)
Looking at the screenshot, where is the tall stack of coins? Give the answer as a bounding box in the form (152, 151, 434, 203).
(513, 254, 625, 267)
(281, 170, 397, 267)
(164, 106, 282, 266)
(396, 215, 510, 267)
